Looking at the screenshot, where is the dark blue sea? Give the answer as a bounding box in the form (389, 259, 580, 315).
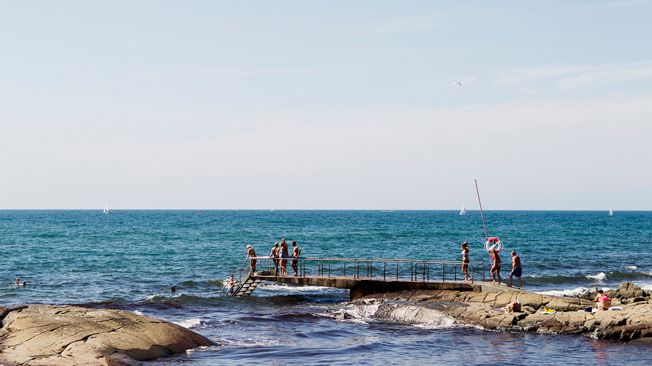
(1, 210, 651, 365)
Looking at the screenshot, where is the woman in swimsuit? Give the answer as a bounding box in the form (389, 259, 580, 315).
(461, 241, 471, 282)
(594, 289, 611, 310)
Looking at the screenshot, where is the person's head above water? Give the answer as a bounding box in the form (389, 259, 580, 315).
(511, 251, 517, 256)
(461, 241, 468, 249)
(292, 241, 297, 247)
(274, 242, 278, 247)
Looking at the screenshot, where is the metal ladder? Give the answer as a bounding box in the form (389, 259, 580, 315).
(232, 273, 262, 297)
(224, 258, 262, 297)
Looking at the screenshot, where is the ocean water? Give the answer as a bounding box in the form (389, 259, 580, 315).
(1, 210, 651, 365)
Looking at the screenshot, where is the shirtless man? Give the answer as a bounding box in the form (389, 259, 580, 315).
(291, 241, 301, 276)
(280, 238, 289, 276)
(270, 242, 280, 276)
(509, 251, 522, 288)
(246, 245, 257, 273)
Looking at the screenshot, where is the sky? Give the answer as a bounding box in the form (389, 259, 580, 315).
(1, 0, 651, 210)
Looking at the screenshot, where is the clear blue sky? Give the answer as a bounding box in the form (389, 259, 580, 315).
(1, 1, 651, 209)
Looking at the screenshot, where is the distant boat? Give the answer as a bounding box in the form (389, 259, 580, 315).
(103, 204, 110, 214)
(459, 205, 467, 216)
(608, 208, 614, 216)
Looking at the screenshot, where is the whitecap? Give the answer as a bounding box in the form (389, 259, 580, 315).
(640, 284, 652, 292)
(132, 310, 144, 316)
(586, 272, 607, 282)
(625, 265, 638, 270)
(174, 318, 202, 329)
(257, 283, 333, 293)
(536, 287, 591, 297)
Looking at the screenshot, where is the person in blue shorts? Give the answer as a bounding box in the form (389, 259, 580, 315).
(509, 250, 522, 288)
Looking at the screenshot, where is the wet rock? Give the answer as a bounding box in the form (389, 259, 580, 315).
(0, 304, 214, 366)
(616, 282, 648, 300)
(360, 282, 652, 344)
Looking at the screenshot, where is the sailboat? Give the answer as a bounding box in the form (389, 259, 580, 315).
(103, 204, 110, 214)
(608, 207, 614, 216)
(459, 205, 467, 216)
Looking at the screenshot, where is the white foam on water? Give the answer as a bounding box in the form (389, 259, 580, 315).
(258, 283, 333, 293)
(220, 337, 281, 348)
(639, 283, 652, 291)
(625, 265, 638, 270)
(174, 318, 202, 329)
(586, 272, 607, 282)
(132, 310, 144, 316)
(411, 314, 458, 329)
(536, 287, 591, 297)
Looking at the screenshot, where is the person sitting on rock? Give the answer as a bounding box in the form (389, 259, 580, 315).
(504, 300, 521, 313)
(594, 289, 611, 310)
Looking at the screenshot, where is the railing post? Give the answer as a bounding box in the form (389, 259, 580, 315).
(423, 262, 426, 282)
(383, 261, 386, 281)
(396, 261, 399, 281)
(442, 263, 445, 282)
(454, 262, 457, 281)
(328, 261, 331, 278)
(344, 261, 346, 277)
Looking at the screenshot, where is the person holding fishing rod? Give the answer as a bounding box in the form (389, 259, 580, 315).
(485, 237, 503, 284)
(475, 179, 504, 285)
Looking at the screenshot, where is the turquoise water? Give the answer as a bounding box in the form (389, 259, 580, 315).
(1, 210, 651, 365)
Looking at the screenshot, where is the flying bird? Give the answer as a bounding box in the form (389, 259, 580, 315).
(455, 81, 462, 87)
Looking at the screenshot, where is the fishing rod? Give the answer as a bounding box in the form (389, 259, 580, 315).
(474, 179, 488, 240)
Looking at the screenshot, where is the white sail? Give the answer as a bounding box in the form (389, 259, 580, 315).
(103, 204, 110, 214)
(608, 207, 613, 216)
(459, 205, 467, 216)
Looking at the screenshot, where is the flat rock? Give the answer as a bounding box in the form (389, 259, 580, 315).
(0, 304, 214, 366)
(363, 282, 652, 344)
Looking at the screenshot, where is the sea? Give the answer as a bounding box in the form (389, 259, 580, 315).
(1, 210, 651, 365)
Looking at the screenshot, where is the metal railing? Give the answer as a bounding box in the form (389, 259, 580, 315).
(248, 256, 486, 284)
(223, 257, 251, 295)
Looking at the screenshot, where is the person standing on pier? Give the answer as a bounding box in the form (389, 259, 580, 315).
(509, 250, 522, 288)
(270, 242, 280, 276)
(280, 238, 289, 276)
(485, 237, 502, 284)
(246, 245, 257, 273)
(291, 240, 301, 276)
(461, 241, 471, 282)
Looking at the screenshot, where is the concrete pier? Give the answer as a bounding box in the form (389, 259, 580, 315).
(252, 273, 477, 299)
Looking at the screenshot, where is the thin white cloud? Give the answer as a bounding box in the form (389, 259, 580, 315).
(498, 61, 652, 90)
(581, 0, 649, 9)
(363, 14, 447, 35)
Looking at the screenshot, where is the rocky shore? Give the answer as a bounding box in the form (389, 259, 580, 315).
(353, 282, 652, 344)
(0, 304, 214, 365)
